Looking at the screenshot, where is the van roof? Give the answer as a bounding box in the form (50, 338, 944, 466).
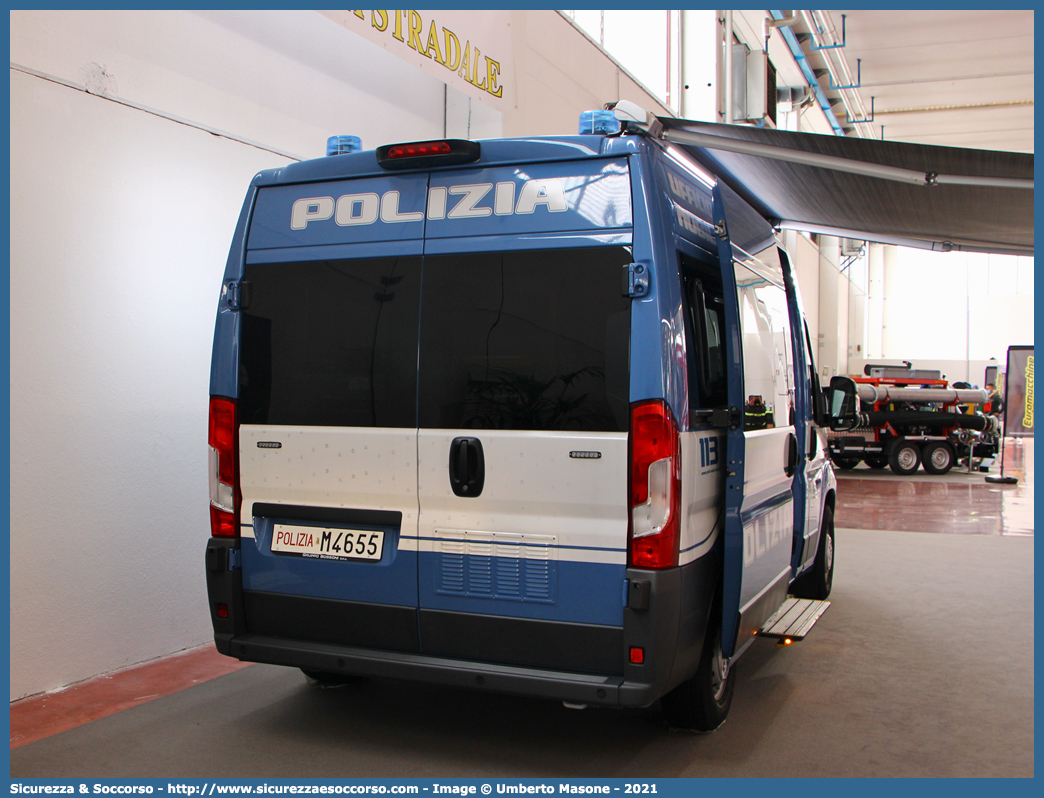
(253, 134, 646, 187)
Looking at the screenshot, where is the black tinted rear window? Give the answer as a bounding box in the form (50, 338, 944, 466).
(418, 247, 631, 432)
(239, 256, 420, 427)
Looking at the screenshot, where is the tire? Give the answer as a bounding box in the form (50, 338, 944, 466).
(921, 441, 956, 475)
(301, 669, 366, 689)
(791, 505, 835, 601)
(865, 455, 889, 470)
(660, 597, 736, 732)
(830, 454, 861, 470)
(888, 439, 921, 475)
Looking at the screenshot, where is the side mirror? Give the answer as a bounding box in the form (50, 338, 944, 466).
(811, 386, 828, 427)
(824, 376, 862, 430)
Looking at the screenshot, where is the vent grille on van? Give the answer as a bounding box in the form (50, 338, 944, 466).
(434, 530, 556, 603)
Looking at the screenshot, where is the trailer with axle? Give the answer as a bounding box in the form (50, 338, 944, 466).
(828, 368, 1000, 475)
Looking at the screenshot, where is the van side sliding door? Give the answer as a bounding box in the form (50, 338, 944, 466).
(713, 190, 796, 658)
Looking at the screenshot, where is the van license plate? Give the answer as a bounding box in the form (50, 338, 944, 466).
(271, 524, 384, 561)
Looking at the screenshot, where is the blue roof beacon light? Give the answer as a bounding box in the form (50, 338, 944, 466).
(578, 110, 620, 135)
(326, 135, 362, 156)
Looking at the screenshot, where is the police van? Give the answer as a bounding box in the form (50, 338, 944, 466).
(205, 101, 860, 731)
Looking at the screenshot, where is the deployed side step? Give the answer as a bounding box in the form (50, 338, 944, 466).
(757, 597, 830, 642)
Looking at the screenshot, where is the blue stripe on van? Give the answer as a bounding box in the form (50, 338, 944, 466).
(419, 553, 625, 627)
(679, 524, 718, 554)
(413, 535, 625, 554)
(740, 486, 794, 526)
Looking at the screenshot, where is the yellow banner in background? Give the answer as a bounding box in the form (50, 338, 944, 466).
(1004, 346, 1034, 436)
(323, 10, 510, 109)
(1023, 356, 1033, 429)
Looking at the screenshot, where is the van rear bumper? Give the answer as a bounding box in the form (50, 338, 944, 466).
(207, 537, 717, 708)
(215, 632, 664, 708)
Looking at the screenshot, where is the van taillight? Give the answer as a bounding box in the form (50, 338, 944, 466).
(628, 400, 681, 569)
(375, 139, 481, 170)
(208, 397, 239, 538)
(387, 141, 451, 159)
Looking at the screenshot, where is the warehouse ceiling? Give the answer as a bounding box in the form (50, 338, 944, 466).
(788, 9, 1034, 153)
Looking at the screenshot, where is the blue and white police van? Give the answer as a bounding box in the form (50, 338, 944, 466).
(205, 101, 862, 731)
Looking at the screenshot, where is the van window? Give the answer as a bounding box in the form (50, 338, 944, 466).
(735, 262, 795, 430)
(239, 256, 421, 428)
(418, 247, 632, 432)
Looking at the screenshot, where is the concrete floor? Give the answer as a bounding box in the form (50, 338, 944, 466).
(10, 441, 1034, 777)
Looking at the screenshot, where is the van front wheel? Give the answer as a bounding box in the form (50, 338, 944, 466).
(790, 505, 835, 600)
(660, 600, 735, 732)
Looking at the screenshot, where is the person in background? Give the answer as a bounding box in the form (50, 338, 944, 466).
(986, 382, 1004, 417)
(744, 395, 773, 430)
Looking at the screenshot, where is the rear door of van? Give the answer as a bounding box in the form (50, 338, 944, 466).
(234, 173, 427, 654)
(414, 158, 635, 675)
(232, 154, 635, 669)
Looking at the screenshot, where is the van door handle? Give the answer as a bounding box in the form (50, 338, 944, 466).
(449, 437, 485, 498)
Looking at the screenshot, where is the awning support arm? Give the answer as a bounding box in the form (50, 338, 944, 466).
(775, 220, 1033, 257)
(660, 128, 1033, 190)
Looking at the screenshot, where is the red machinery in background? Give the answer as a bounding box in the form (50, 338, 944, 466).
(827, 366, 1000, 475)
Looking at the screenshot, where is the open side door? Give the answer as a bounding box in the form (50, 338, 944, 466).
(712, 185, 746, 660)
(778, 248, 818, 573)
(714, 186, 800, 661)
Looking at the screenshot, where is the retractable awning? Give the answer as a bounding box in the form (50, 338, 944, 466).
(656, 119, 1034, 256)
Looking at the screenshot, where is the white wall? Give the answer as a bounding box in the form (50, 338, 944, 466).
(872, 247, 1033, 384)
(847, 279, 867, 374)
(9, 70, 291, 700)
(816, 236, 851, 378)
(505, 11, 671, 137)
(11, 11, 467, 160)
(804, 239, 1032, 383)
(865, 244, 886, 359)
(9, 9, 673, 700)
(681, 10, 719, 121)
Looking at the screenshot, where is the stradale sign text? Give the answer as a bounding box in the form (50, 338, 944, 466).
(321, 10, 510, 109)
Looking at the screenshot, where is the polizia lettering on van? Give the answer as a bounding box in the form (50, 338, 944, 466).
(743, 503, 793, 566)
(290, 179, 569, 230)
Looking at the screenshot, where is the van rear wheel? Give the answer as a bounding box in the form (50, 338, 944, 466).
(660, 599, 735, 732)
